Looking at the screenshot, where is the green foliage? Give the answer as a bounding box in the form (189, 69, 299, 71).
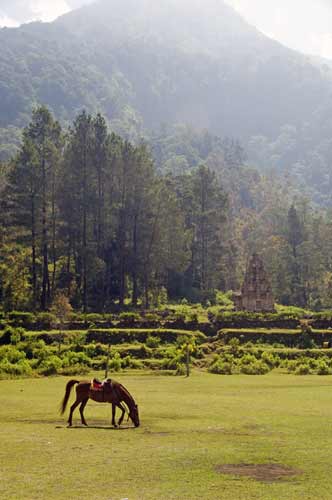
(295, 363, 311, 375)
(7, 312, 35, 327)
(0, 345, 32, 377)
(39, 356, 63, 376)
(208, 360, 233, 375)
(317, 360, 330, 375)
(145, 335, 161, 348)
(109, 352, 122, 372)
(215, 291, 234, 310)
(239, 358, 270, 375)
(118, 312, 141, 323)
(175, 363, 187, 376)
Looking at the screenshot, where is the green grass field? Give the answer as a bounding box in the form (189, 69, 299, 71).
(1, 371, 332, 500)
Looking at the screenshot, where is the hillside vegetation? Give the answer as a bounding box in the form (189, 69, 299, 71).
(1, 0, 332, 202)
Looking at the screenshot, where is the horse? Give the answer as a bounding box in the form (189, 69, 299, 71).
(60, 378, 140, 428)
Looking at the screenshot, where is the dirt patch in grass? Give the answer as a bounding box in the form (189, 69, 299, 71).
(216, 463, 302, 482)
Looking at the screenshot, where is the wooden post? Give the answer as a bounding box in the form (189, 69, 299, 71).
(186, 343, 190, 377)
(105, 343, 111, 379)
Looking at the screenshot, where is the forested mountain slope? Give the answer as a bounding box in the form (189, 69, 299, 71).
(1, 0, 332, 202)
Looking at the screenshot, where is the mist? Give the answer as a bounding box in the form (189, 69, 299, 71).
(1, 0, 332, 59)
(226, 0, 332, 59)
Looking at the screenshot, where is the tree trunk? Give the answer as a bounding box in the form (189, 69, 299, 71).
(31, 194, 37, 310)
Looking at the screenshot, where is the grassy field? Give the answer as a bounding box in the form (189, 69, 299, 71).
(1, 372, 332, 500)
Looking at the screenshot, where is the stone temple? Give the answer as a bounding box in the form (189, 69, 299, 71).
(233, 254, 275, 312)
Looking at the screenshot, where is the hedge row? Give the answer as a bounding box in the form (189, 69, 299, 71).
(21, 328, 206, 346)
(217, 328, 332, 347)
(2, 309, 332, 331)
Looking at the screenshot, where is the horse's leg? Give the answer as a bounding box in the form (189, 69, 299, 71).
(79, 398, 89, 426)
(117, 403, 126, 426)
(112, 403, 118, 428)
(68, 399, 80, 427)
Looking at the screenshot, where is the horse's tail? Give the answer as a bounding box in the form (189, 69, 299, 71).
(60, 380, 79, 415)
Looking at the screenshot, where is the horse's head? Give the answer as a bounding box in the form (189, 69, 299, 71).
(129, 404, 140, 427)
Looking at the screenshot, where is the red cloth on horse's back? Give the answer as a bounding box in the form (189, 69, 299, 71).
(91, 379, 103, 391)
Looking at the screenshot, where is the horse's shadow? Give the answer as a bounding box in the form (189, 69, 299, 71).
(65, 424, 134, 430)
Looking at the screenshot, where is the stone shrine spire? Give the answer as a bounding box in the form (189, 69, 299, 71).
(233, 254, 275, 312)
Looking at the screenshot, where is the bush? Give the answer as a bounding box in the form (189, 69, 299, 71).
(10, 327, 25, 345)
(208, 360, 233, 375)
(0, 326, 15, 345)
(0, 359, 33, 377)
(0, 345, 26, 363)
(108, 352, 122, 371)
(118, 312, 140, 324)
(297, 332, 316, 349)
(143, 313, 159, 323)
(60, 365, 90, 376)
(317, 361, 330, 375)
(175, 363, 186, 376)
(7, 311, 35, 327)
(38, 355, 63, 375)
(121, 356, 144, 369)
(239, 360, 270, 375)
(215, 290, 235, 310)
(35, 312, 57, 329)
(261, 351, 280, 368)
(187, 312, 198, 323)
(228, 337, 240, 354)
(145, 335, 161, 348)
(62, 351, 91, 367)
(295, 363, 311, 375)
(85, 313, 104, 323)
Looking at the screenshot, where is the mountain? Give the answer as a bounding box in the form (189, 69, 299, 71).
(1, 0, 332, 203)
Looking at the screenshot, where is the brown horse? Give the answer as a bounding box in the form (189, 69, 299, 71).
(60, 378, 140, 428)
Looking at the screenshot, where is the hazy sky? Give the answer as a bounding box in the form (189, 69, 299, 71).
(1, 0, 332, 59)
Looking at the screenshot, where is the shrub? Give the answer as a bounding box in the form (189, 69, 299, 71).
(297, 332, 316, 349)
(0, 326, 15, 345)
(62, 351, 91, 367)
(7, 311, 35, 327)
(145, 335, 161, 348)
(239, 360, 270, 375)
(143, 313, 159, 323)
(118, 312, 140, 323)
(228, 337, 240, 354)
(215, 290, 235, 310)
(208, 360, 233, 375)
(175, 363, 186, 376)
(109, 352, 122, 371)
(0, 345, 26, 363)
(317, 361, 330, 375)
(187, 312, 198, 323)
(286, 360, 297, 372)
(121, 356, 144, 370)
(85, 313, 104, 323)
(39, 355, 63, 375)
(60, 365, 90, 376)
(35, 312, 57, 329)
(295, 363, 311, 375)
(0, 359, 33, 377)
(10, 327, 25, 345)
(261, 351, 280, 368)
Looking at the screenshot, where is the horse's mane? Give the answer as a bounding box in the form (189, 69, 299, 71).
(113, 381, 136, 408)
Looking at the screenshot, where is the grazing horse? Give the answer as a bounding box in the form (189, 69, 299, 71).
(60, 378, 140, 428)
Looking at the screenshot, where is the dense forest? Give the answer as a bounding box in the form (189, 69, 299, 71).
(1, 106, 332, 313)
(1, 0, 332, 204)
